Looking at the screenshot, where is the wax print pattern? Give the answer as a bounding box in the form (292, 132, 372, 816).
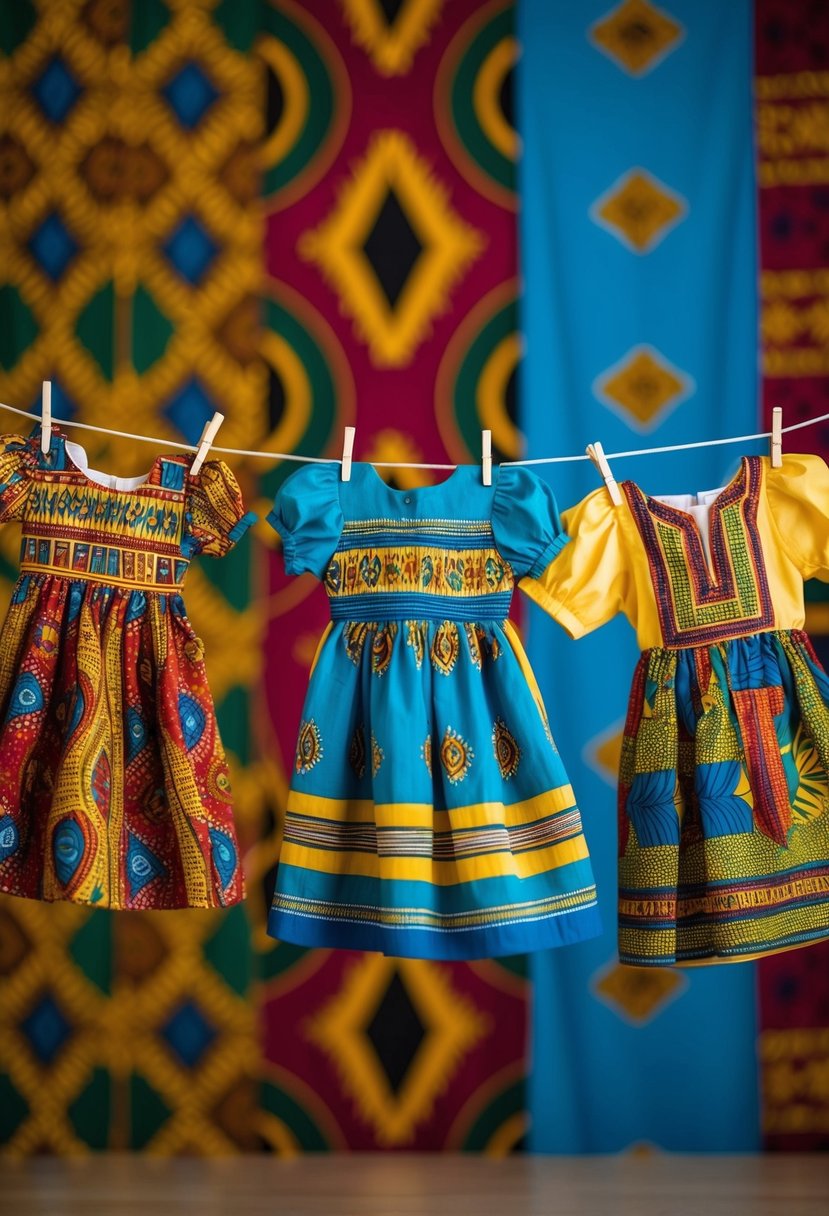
(535, 455, 829, 966)
(267, 461, 600, 960)
(0, 428, 253, 910)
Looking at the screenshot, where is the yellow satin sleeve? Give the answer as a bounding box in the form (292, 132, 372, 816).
(519, 486, 630, 638)
(765, 453, 829, 581)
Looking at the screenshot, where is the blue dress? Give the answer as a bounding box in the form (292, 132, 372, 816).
(266, 460, 600, 959)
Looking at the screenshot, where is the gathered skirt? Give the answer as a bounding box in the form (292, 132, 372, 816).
(269, 617, 601, 959)
(0, 573, 243, 909)
(618, 628, 829, 965)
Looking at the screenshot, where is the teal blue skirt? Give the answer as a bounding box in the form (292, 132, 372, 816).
(268, 617, 601, 958)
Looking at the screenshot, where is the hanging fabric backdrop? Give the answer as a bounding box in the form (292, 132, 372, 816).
(257, 0, 531, 1153)
(518, 0, 761, 1152)
(0, 0, 266, 1153)
(0, 0, 530, 1155)
(755, 0, 829, 1152)
(2, 0, 829, 1158)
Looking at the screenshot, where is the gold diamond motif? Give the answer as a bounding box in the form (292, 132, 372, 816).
(342, 0, 444, 77)
(584, 720, 626, 787)
(591, 169, 686, 253)
(590, 0, 684, 77)
(592, 957, 687, 1024)
(304, 956, 488, 1145)
(299, 130, 485, 366)
(594, 345, 693, 432)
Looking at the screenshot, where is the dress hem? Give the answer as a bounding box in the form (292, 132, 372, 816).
(0, 881, 246, 912)
(267, 900, 602, 960)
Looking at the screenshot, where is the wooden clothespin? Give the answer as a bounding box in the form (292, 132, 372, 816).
(481, 430, 492, 486)
(586, 441, 622, 506)
(190, 411, 224, 476)
(41, 380, 52, 456)
(340, 426, 355, 481)
(770, 406, 783, 468)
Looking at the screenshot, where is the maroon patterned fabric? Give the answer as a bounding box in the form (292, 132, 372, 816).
(258, 1, 528, 1149)
(756, 0, 829, 1151)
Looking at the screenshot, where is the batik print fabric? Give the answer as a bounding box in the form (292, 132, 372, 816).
(266, 461, 601, 960)
(531, 453, 829, 967)
(0, 429, 255, 910)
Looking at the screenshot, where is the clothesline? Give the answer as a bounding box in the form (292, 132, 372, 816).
(1, 398, 828, 470)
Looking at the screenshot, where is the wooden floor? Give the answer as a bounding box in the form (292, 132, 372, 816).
(3, 1153, 829, 1216)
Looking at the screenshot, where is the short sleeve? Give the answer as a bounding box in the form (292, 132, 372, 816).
(491, 465, 570, 579)
(184, 460, 256, 558)
(266, 461, 344, 579)
(520, 487, 629, 638)
(0, 433, 38, 524)
(766, 453, 829, 580)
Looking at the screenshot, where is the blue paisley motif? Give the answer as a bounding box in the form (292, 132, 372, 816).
(178, 692, 205, 750)
(6, 672, 44, 720)
(53, 818, 85, 886)
(126, 833, 166, 897)
(209, 827, 237, 889)
(0, 815, 19, 861)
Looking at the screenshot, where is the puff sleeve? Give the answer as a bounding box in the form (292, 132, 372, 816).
(0, 433, 37, 524)
(520, 487, 630, 638)
(266, 461, 344, 579)
(491, 465, 570, 579)
(183, 460, 256, 558)
(766, 453, 829, 580)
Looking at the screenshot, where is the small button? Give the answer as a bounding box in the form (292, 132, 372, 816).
(403, 495, 412, 505)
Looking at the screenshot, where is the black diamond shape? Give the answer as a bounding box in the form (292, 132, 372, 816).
(377, 0, 407, 27)
(268, 364, 286, 435)
(266, 63, 284, 134)
(362, 190, 423, 310)
(365, 971, 426, 1094)
(499, 64, 514, 132)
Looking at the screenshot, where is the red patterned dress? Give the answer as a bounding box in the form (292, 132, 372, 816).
(0, 428, 255, 909)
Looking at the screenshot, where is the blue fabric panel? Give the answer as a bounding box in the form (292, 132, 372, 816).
(518, 0, 760, 1152)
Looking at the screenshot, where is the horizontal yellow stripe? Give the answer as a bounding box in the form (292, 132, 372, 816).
(279, 834, 589, 884)
(20, 562, 184, 591)
(286, 786, 578, 833)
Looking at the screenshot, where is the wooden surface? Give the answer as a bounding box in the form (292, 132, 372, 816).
(2, 1153, 829, 1216)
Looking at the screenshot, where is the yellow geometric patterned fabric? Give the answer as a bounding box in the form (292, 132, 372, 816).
(0, 0, 265, 1153)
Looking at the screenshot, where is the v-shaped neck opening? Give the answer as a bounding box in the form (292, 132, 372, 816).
(626, 458, 750, 588)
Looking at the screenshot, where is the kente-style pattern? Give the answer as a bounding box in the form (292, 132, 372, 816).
(266, 460, 600, 961)
(623, 458, 773, 647)
(537, 454, 829, 968)
(0, 428, 253, 911)
(755, 0, 829, 1152)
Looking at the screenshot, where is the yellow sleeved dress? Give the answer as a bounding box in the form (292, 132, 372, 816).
(526, 453, 829, 966)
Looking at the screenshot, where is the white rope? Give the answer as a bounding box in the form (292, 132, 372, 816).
(1, 398, 828, 469)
